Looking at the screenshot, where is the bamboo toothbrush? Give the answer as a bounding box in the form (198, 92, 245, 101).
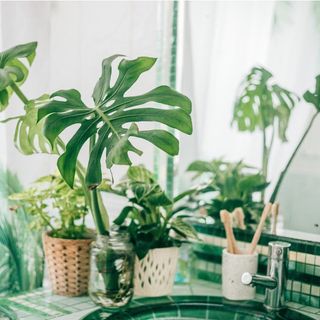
(220, 210, 241, 254)
(249, 203, 272, 254)
(233, 207, 246, 230)
(271, 203, 279, 235)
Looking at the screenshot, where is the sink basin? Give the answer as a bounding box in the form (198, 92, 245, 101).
(82, 296, 315, 320)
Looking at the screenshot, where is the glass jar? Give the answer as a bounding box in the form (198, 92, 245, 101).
(88, 228, 135, 312)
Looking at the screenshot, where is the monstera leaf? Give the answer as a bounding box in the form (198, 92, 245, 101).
(0, 42, 37, 111)
(14, 95, 60, 155)
(233, 66, 299, 142)
(38, 56, 192, 189)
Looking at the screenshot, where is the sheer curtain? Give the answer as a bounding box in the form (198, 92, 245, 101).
(177, 1, 320, 234)
(0, 1, 173, 219)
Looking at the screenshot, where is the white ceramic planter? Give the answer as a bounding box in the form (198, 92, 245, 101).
(134, 247, 179, 297)
(222, 249, 258, 300)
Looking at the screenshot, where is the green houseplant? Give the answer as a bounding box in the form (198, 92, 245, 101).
(104, 165, 198, 296)
(9, 173, 94, 296)
(232, 67, 320, 203)
(186, 159, 269, 227)
(0, 42, 192, 236)
(232, 66, 299, 200)
(9, 173, 89, 239)
(0, 42, 192, 303)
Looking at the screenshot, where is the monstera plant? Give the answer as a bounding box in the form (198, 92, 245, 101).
(38, 57, 192, 235)
(0, 42, 193, 237)
(232, 66, 299, 199)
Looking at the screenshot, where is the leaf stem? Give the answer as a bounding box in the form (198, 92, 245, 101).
(10, 82, 29, 105)
(89, 135, 108, 235)
(269, 111, 319, 202)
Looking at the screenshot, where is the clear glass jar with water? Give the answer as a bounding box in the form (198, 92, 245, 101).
(88, 228, 135, 312)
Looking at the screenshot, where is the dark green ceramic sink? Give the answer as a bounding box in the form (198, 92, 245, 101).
(82, 296, 315, 320)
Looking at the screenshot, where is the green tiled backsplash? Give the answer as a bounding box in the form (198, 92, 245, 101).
(190, 224, 320, 309)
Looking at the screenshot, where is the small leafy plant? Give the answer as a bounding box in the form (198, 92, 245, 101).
(9, 173, 90, 239)
(186, 159, 269, 226)
(103, 165, 198, 259)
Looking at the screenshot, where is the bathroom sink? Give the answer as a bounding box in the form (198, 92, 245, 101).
(82, 296, 315, 320)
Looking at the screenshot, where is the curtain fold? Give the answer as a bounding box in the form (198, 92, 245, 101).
(178, 1, 320, 234)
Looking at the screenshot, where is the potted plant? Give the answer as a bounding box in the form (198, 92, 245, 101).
(186, 159, 269, 227)
(103, 165, 199, 297)
(9, 173, 94, 296)
(0, 42, 193, 305)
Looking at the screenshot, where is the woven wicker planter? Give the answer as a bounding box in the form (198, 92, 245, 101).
(134, 247, 179, 297)
(43, 232, 93, 296)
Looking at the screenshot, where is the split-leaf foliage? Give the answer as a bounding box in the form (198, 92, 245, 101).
(38, 56, 192, 190)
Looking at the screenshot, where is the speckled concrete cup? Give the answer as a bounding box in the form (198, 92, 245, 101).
(222, 249, 258, 300)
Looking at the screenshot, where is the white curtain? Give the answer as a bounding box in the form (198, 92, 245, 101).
(0, 1, 172, 219)
(177, 1, 320, 234)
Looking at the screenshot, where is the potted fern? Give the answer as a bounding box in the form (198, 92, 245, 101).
(9, 173, 94, 296)
(103, 165, 198, 297)
(0, 42, 193, 306)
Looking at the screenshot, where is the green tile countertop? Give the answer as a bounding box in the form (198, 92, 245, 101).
(0, 280, 319, 320)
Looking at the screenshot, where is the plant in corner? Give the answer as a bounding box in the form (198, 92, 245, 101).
(232, 66, 320, 204)
(103, 165, 199, 297)
(186, 159, 269, 227)
(0, 42, 193, 304)
(9, 173, 94, 296)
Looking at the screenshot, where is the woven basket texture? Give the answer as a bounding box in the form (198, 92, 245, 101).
(43, 232, 93, 296)
(134, 247, 179, 297)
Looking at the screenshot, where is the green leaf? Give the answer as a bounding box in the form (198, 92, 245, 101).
(105, 123, 143, 168)
(40, 56, 192, 188)
(14, 96, 60, 155)
(58, 119, 99, 187)
(0, 42, 37, 111)
(134, 130, 179, 156)
(171, 218, 199, 240)
(303, 75, 320, 112)
(113, 206, 135, 225)
(232, 66, 298, 142)
(0, 42, 37, 67)
(187, 160, 216, 173)
(127, 165, 154, 183)
(92, 55, 123, 105)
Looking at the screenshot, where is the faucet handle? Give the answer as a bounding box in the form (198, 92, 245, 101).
(268, 241, 291, 261)
(241, 272, 253, 285)
(241, 272, 278, 289)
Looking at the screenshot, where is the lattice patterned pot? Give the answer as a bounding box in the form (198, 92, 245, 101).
(134, 247, 179, 297)
(43, 232, 93, 296)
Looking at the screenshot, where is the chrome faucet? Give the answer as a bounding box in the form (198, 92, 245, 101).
(241, 241, 291, 311)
